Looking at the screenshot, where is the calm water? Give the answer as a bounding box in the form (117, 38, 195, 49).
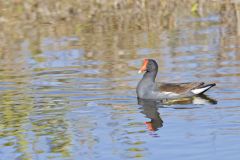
(1, 2, 240, 160)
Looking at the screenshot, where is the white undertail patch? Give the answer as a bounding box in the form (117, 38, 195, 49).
(191, 86, 212, 94)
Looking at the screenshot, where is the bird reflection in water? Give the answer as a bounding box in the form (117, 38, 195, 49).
(138, 99, 163, 131)
(138, 95, 217, 131)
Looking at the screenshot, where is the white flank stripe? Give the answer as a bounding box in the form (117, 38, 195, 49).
(162, 92, 179, 97)
(191, 86, 211, 94)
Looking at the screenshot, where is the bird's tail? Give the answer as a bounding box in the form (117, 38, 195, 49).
(191, 83, 216, 95)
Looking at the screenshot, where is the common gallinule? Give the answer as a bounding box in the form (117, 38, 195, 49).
(136, 59, 216, 100)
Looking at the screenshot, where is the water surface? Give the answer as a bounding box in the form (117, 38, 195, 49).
(0, 1, 240, 160)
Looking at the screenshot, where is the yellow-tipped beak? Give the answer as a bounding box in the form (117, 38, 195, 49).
(138, 59, 148, 74)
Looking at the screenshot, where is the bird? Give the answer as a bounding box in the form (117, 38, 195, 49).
(136, 59, 216, 100)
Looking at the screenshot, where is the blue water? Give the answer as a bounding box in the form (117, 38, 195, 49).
(1, 4, 240, 160)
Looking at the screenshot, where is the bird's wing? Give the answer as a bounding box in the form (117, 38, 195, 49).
(156, 82, 205, 94)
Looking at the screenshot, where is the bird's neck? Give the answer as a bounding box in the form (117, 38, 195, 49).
(143, 70, 157, 82)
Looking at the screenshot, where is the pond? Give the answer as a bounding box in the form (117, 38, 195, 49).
(0, 1, 240, 160)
